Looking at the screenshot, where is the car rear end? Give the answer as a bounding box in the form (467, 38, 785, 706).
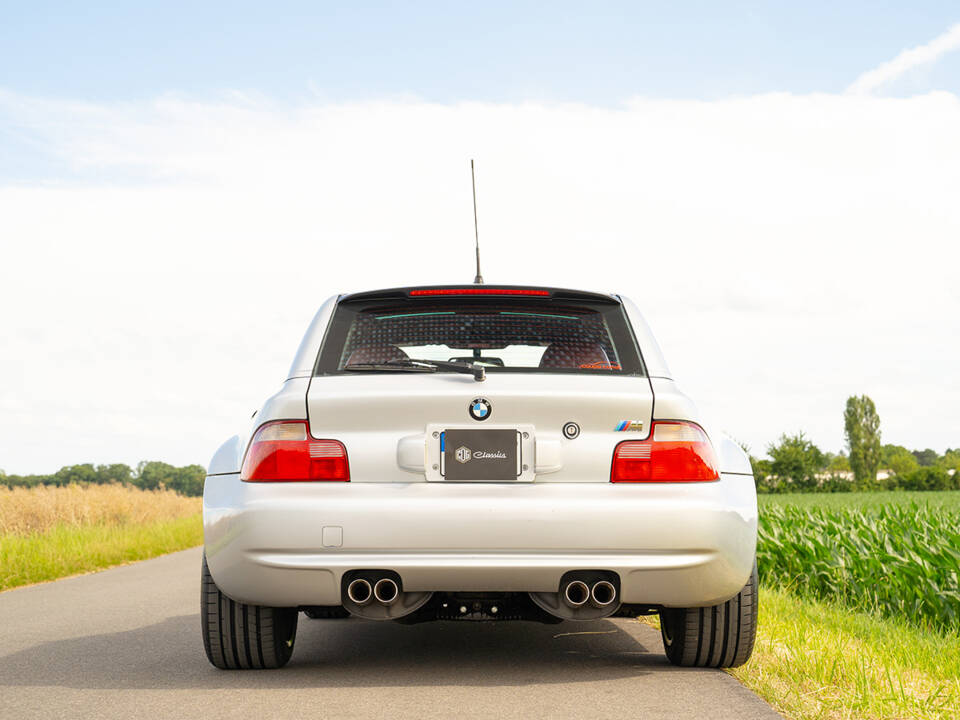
(202, 285, 757, 667)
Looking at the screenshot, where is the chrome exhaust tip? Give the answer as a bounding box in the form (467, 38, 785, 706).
(346, 578, 373, 605)
(373, 577, 400, 605)
(590, 580, 617, 608)
(562, 580, 590, 608)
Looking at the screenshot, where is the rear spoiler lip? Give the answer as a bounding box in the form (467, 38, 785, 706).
(338, 285, 621, 305)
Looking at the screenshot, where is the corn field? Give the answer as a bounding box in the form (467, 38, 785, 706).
(757, 503, 960, 631)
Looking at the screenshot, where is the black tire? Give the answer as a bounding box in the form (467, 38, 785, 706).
(201, 553, 298, 669)
(659, 562, 758, 668)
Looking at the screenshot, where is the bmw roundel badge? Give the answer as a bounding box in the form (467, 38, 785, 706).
(469, 397, 492, 421)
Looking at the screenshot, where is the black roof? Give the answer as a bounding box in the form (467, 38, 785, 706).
(339, 285, 620, 304)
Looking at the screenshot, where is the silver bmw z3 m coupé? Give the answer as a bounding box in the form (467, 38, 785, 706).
(201, 285, 757, 669)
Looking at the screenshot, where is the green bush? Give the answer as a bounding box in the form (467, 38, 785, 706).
(881, 444, 919, 477)
(767, 432, 826, 491)
(133, 461, 205, 496)
(896, 466, 959, 492)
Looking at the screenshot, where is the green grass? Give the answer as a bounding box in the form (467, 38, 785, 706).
(730, 588, 960, 720)
(0, 514, 203, 591)
(759, 490, 960, 511)
(641, 588, 960, 719)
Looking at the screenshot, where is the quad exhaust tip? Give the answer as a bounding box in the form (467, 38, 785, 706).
(346, 578, 373, 605)
(373, 578, 400, 605)
(590, 580, 617, 608)
(562, 580, 591, 608)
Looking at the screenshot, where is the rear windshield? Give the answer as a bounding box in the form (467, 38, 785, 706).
(315, 297, 645, 376)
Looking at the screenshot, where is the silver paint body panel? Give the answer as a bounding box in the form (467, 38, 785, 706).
(204, 472, 757, 608)
(306, 373, 654, 484)
(203, 289, 758, 610)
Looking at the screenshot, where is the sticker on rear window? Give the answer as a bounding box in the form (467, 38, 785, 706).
(580, 361, 621, 370)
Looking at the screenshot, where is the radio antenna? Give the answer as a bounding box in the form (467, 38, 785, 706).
(470, 159, 484, 284)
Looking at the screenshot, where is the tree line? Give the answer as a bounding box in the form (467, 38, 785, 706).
(0, 461, 206, 497)
(750, 395, 960, 493)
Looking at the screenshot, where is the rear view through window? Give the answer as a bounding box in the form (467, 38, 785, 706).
(316, 294, 644, 376)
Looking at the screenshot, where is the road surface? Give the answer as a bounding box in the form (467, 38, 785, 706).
(0, 547, 780, 719)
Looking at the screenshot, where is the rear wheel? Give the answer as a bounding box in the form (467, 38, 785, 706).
(201, 554, 298, 669)
(659, 562, 758, 668)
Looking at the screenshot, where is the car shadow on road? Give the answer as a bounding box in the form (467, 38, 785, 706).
(0, 614, 689, 691)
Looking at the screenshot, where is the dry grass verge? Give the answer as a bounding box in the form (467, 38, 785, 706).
(0, 483, 202, 591)
(0, 483, 199, 535)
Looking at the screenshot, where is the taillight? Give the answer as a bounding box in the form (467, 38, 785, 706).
(241, 421, 349, 482)
(611, 421, 719, 482)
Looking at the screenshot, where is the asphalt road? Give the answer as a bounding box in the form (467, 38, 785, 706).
(0, 547, 781, 719)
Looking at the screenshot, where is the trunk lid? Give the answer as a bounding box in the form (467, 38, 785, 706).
(307, 373, 653, 482)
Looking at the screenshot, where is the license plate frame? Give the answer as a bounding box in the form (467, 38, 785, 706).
(441, 429, 521, 481)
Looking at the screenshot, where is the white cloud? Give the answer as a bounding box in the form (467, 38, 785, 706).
(1, 91, 959, 473)
(848, 23, 960, 95)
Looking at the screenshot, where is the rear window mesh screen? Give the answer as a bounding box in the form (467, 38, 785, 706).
(329, 302, 637, 373)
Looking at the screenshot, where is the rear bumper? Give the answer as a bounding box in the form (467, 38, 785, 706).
(203, 474, 757, 608)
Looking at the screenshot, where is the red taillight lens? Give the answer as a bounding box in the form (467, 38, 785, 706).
(409, 288, 550, 296)
(611, 422, 719, 482)
(241, 421, 349, 482)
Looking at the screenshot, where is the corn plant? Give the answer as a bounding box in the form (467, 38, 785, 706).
(757, 503, 960, 631)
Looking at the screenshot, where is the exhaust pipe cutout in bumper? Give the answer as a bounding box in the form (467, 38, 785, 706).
(529, 570, 621, 620)
(341, 570, 432, 620)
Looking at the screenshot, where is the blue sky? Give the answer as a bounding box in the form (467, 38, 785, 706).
(2, 1, 959, 103)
